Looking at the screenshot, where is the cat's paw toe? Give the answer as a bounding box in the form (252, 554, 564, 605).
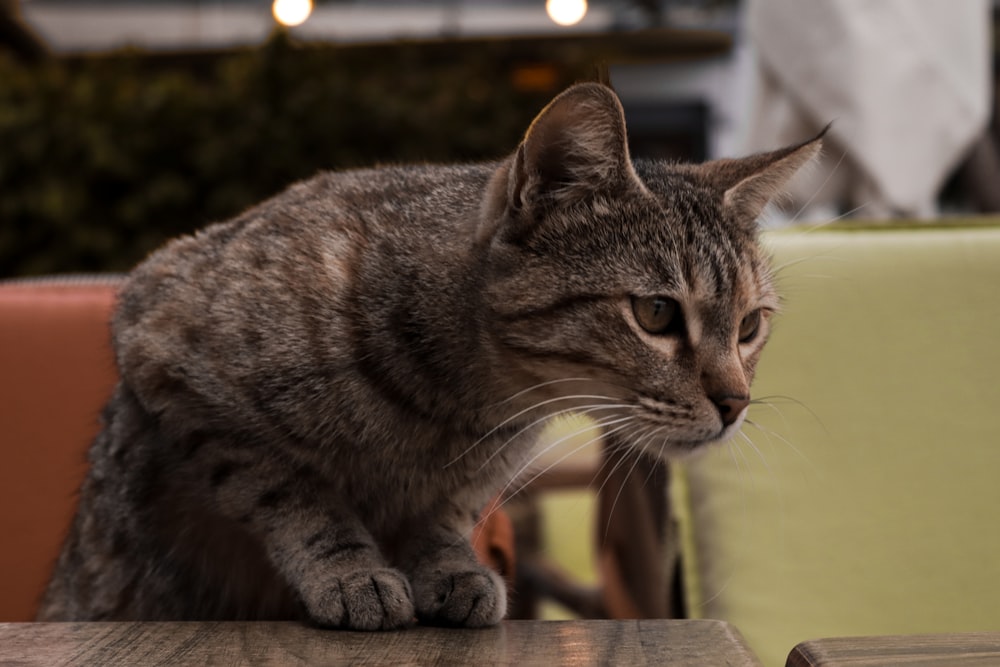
(413, 566, 506, 628)
(308, 568, 415, 631)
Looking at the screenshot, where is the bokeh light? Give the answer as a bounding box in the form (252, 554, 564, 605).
(272, 0, 313, 27)
(546, 0, 588, 27)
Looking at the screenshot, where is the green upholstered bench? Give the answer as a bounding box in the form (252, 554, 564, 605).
(675, 220, 1000, 666)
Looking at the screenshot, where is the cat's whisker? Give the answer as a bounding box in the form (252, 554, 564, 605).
(590, 424, 655, 515)
(731, 431, 783, 528)
(495, 413, 631, 500)
(814, 200, 871, 228)
(483, 377, 594, 409)
(474, 402, 634, 473)
(435, 413, 634, 553)
(736, 429, 770, 472)
(787, 146, 848, 227)
(698, 571, 736, 610)
(589, 439, 637, 504)
(593, 443, 643, 543)
(726, 440, 752, 485)
(601, 440, 649, 542)
(444, 393, 621, 468)
(503, 416, 638, 497)
(620, 424, 661, 468)
(484, 376, 638, 410)
(769, 245, 857, 281)
(726, 439, 748, 488)
(490, 418, 637, 520)
(751, 395, 827, 433)
(472, 403, 609, 471)
(747, 401, 824, 467)
(748, 399, 794, 438)
(468, 442, 612, 547)
(743, 418, 820, 474)
(791, 195, 874, 237)
(770, 253, 830, 277)
(640, 439, 668, 491)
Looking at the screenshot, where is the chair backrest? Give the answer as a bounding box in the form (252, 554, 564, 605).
(0, 277, 121, 621)
(676, 222, 1000, 666)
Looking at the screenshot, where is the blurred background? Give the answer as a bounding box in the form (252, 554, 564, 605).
(1, 0, 997, 277)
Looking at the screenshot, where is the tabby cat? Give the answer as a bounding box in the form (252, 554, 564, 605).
(37, 83, 820, 629)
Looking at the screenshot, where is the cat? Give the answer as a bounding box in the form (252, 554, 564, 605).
(37, 82, 820, 630)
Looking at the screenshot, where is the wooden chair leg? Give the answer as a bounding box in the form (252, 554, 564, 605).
(595, 438, 677, 618)
(508, 432, 684, 620)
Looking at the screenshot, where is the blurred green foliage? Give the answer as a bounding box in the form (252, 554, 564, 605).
(0, 32, 594, 276)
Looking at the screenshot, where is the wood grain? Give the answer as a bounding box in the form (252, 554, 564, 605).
(787, 632, 1000, 666)
(0, 619, 760, 666)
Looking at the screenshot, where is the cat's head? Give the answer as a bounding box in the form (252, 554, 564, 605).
(477, 82, 821, 458)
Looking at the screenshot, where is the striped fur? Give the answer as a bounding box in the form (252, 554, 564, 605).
(37, 83, 820, 629)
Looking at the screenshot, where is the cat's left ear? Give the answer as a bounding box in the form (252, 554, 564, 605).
(481, 83, 637, 242)
(697, 127, 827, 226)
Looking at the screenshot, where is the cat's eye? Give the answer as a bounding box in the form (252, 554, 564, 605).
(738, 309, 762, 343)
(632, 296, 681, 335)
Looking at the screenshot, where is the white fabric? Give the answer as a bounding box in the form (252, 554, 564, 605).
(745, 0, 991, 218)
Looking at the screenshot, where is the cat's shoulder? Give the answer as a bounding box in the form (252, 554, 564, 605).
(306, 162, 498, 201)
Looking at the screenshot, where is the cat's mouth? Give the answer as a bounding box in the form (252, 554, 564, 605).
(706, 409, 749, 445)
(626, 399, 748, 461)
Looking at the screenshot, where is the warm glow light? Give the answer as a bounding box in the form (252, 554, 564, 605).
(546, 0, 587, 26)
(272, 0, 313, 27)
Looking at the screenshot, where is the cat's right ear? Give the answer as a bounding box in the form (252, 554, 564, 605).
(479, 83, 635, 244)
(695, 127, 827, 228)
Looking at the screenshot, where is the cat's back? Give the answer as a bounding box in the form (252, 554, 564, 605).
(112, 162, 493, 429)
(123, 161, 492, 291)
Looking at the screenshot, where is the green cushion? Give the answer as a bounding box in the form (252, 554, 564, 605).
(676, 221, 1000, 667)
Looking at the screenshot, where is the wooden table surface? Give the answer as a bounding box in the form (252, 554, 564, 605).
(0, 619, 761, 666)
(787, 632, 1000, 666)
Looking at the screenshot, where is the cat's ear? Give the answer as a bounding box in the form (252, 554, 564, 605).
(697, 127, 827, 225)
(481, 83, 635, 242)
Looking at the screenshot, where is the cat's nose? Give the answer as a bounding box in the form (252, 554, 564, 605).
(713, 395, 750, 427)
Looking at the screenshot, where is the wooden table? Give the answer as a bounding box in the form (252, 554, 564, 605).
(787, 632, 1000, 666)
(0, 619, 759, 666)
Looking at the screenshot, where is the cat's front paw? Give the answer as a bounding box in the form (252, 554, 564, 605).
(306, 568, 415, 631)
(412, 564, 507, 628)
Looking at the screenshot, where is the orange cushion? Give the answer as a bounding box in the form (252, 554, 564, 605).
(0, 280, 119, 621)
(473, 497, 516, 586)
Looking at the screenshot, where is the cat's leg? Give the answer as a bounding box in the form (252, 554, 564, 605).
(199, 440, 416, 630)
(396, 502, 507, 627)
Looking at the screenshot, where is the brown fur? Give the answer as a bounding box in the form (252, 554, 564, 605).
(37, 83, 820, 629)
